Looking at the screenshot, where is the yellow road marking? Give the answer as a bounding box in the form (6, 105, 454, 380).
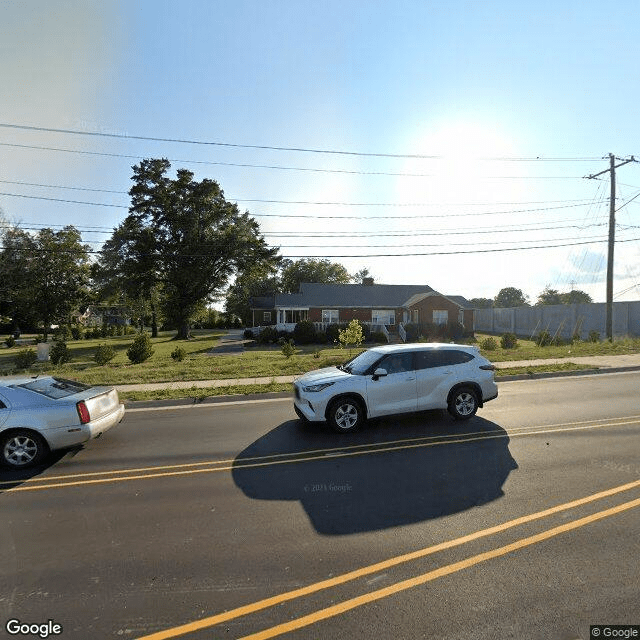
(237, 496, 640, 640)
(2, 417, 639, 492)
(135, 480, 640, 640)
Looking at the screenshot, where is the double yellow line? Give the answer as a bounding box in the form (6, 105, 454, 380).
(137, 478, 640, 639)
(2, 415, 639, 493)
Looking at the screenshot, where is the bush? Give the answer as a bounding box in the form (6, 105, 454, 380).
(338, 319, 364, 349)
(293, 320, 317, 345)
(5, 336, 15, 348)
(442, 321, 466, 342)
(127, 332, 155, 364)
(500, 333, 518, 349)
(534, 331, 552, 347)
(257, 326, 278, 344)
(243, 329, 254, 339)
(70, 326, 84, 341)
(14, 348, 37, 369)
(94, 343, 116, 365)
(313, 349, 322, 359)
(171, 346, 187, 362)
(403, 323, 420, 342)
(480, 337, 498, 351)
(50, 340, 72, 365)
(54, 325, 73, 341)
(281, 339, 296, 358)
(588, 330, 600, 343)
(370, 331, 388, 343)
(325, 323, 344, 344)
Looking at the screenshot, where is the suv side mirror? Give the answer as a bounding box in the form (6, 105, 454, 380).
(372, 367, 388, 381)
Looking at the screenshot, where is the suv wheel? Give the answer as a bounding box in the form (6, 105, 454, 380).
(448, 387, 478, 420)
(327, 398, 364, 433)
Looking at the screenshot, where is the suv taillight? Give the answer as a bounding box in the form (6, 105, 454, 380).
(76, 401, 91, 424)
(479, 364, 496, 371)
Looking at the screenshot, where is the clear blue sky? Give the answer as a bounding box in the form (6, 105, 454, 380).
(2, 0, 640, 303)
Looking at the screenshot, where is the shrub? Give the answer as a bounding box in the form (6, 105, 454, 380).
(35, 335, 45, 344)
(281, 339, 296, 358)
(442, 321, 466, 342)
(480, 337, 498, 351)
(338, 319, 364, 349)
(500, 333, 518, 349)
(312, 349, 322, 359)
(403, 323, 420, 342)
(293, 320, 317, 345)
(5, 336, 15, 348)
(14, 348, 37, 369)
(54, 325, 73, 341)
(370, 331, 388, 343)
(325, 323, 344, 344)
(534, 330, 553, 347)
(572, 331, 582, 344)
(127, 332, 155, 364)
(257, 326, 278, 344)
(50, 340, 72, 365)
(70, 326, 84, 341)
(94, 343, 116, 365)
(171, 346, 186, 362)
(243, 329, 254, 339)
(588, 330, 600, 343)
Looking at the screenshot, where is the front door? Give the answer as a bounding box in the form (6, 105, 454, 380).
(366, 352, 417, 417)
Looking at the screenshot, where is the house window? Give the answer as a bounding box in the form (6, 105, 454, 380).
(433, 310, 448, 325)
(263, 312, 271, 322)
(322, 309, 339, 323)
(372, 309, 395, 325)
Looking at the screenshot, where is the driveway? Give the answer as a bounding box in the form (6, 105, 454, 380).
(208, 329, 246, 355)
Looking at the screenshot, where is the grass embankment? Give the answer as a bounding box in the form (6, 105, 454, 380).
(2, 330, 637, 402)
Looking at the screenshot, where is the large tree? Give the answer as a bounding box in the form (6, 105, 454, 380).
(225, 267, 280, 327)
(0, 226, 91, 339)
(494, 287, 529, 308)
(279, 258, 352, 294)
(536, 286, 563, 306)
(100, 158, 278, 339)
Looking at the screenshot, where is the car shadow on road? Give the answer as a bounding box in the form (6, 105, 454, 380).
(232, 412, 518, 535)
(0, 449, 75, 493)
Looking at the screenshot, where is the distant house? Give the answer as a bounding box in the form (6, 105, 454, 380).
(249, 280, 473, 333)
(77, 305, 131, 327)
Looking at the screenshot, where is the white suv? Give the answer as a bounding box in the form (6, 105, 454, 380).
(293, 343, 498, 432)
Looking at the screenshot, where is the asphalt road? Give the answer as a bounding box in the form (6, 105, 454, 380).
(1, 372, 639, 640)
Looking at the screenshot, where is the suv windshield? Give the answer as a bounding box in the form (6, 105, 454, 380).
(340, 350, 384, 375)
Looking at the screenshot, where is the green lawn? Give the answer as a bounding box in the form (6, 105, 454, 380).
(1, 330, 638, 388)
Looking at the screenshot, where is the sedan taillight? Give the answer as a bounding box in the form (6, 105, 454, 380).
(76, 401, 91, 424)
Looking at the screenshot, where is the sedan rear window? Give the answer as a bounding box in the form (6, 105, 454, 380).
(16, 377, 91, 399)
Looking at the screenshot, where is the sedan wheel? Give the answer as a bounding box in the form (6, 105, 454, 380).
(448, 388, 478, 420)
(328, 398, 364, 433)
(1, 431, 48, 468)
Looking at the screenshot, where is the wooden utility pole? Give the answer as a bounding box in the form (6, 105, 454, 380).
(587, 154, 636, 341)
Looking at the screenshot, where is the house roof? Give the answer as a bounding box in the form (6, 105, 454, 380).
(403, 291, 473, 310)
(274, 283, 436, 308)
(249, 296, 276, 310)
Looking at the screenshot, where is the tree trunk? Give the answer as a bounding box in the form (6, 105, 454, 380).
(151, 303, 158, 338)
(176, 322, 191, 340)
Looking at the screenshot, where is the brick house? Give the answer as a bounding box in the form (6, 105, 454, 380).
(249, 280, 473, 335)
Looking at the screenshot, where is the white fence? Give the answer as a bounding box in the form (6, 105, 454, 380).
(474, 301, 640, 339)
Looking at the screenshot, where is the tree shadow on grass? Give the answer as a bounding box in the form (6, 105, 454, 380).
(233, 412, 518, 535)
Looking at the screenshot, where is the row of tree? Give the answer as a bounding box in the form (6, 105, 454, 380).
(0, 158, 595, 339)
(0, 159, 373, 339)
(470, 286, 592, 310)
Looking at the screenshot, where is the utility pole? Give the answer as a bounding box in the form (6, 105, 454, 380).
(587, 154, 636, 341)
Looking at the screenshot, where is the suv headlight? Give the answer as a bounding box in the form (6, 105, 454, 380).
(302, 382, 335, 393)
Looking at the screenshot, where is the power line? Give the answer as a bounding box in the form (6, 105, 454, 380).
(0, 179, 606, 208)
(3, 236, 640, 259)
(0, 122, 604, 161)
(0, 142, 588, 179)
(0, 191, 610, 220)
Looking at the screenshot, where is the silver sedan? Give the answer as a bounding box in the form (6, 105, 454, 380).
(0, 376, 125, 469)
